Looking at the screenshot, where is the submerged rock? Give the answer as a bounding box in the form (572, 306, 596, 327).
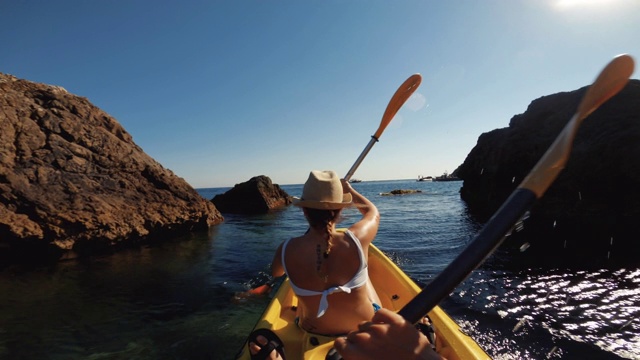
(211, 175, 292, 214)
(456, 80, 640, 267)
(0, 73, 223, 264)
(380, 189, 423, 196)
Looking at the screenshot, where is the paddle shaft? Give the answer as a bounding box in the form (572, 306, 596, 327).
(344, 136, 378, 181)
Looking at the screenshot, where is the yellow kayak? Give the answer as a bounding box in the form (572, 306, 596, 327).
(236, 244, 490, 360)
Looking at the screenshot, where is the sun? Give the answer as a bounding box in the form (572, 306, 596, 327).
(554, 0, 617, 10)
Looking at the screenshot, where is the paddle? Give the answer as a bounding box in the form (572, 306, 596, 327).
(245, 282, 272, 296)
(239, 74, 423, 298)
(325, 53, 634, 360)
(343, 73, 422, 181)
(397, 54, 635, 324)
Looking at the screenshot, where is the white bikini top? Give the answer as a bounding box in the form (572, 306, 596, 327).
(281, 229, 369, 318)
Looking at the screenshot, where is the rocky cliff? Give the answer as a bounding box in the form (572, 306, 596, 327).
(457, 79, 640, 267)
(0, 73, 223, 264)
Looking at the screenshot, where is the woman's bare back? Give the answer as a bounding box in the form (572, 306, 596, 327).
(283, 231, 377, 335)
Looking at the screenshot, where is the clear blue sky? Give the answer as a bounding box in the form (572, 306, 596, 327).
(2, 1, 638, 188)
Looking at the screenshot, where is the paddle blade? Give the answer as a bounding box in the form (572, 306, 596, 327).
(343, 73, 422, 181)
(521, 54, 635, 197)
(577, 54, 635, 121)
(246, 284, 271, 295)
(374, 74, 422, 139)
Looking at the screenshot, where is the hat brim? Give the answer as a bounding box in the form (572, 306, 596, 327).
(293, 193, 353, 210)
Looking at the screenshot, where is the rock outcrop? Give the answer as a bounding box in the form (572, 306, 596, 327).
(380, 189, 423, 196)
(0, 73, 223, 264)
(456, 79, 640, 267)
(212, 175, 292, 214)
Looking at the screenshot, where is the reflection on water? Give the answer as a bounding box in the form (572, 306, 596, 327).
(0, 234, 267, 360)
(450, 267, 640, 359)
(1, 180, 638, 359)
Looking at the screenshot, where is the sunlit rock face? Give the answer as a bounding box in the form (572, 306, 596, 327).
(456, 80, 640, 267)
(0, 73, 223, 265)
(211, 175, 292, 214)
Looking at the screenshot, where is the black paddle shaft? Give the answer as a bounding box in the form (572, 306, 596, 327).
(398, 188, 537, 324)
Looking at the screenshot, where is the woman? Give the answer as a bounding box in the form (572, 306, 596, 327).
(271, 170, 381, 336)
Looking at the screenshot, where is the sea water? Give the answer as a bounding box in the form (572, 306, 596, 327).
(0, 180, 638, 359)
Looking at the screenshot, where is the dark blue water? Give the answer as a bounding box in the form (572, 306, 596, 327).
(0, 180, 638, 359)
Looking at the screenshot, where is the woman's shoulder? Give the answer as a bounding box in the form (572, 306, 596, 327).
(342, 227, 362, 240)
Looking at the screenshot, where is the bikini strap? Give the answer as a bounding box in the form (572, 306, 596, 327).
(281, 237, 293, 276)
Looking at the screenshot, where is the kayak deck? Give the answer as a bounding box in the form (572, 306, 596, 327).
(236, 244, 490, 359)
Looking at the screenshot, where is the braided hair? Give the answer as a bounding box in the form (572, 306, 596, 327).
(304, 207, 341, 256)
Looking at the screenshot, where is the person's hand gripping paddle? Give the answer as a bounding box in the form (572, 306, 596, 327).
(325, 54, 634, 360)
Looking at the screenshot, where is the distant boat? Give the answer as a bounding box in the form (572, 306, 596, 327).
(433, 172, 461, 182)
(417, 175, 433, 182)
(349, 179, 362, 183)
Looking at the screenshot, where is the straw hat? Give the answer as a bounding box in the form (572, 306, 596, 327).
(293, 170, 353, 209)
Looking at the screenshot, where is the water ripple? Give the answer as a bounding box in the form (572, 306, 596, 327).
(453, 266, 640, 358)
(2, 180, 638, 359)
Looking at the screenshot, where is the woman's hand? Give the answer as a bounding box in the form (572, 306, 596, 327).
(341, 179, 379, 245)
(340, 179, 353, 194)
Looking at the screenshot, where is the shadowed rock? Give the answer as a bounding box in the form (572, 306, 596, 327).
(380, 189, 423, 196)
(0, 73, 223, 264)
(456, 80, 640, 267)
(211, 175, 292, 214)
